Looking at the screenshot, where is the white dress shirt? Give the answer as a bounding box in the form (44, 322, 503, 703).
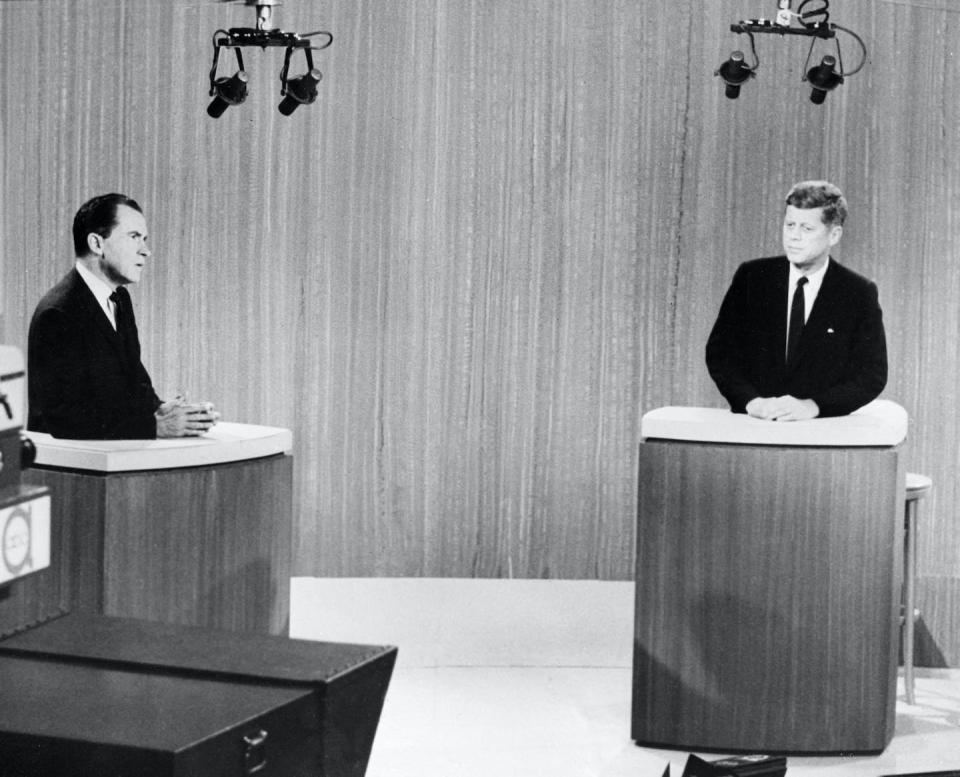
(787, 257, 829, 326)
(75, 261, 118, 330)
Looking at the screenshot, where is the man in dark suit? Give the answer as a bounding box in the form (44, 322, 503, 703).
(705, 180, 887, 421)
(28, 193, 218, 439)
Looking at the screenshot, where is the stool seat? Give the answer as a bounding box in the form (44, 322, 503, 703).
(906, 472, 933, 500)
(902, 471, 932, 706)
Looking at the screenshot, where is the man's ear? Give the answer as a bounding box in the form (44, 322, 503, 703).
(86, 232, 104, 256)
(829, 224, 843, 246)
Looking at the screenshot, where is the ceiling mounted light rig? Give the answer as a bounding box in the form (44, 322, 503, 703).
(207, 0, 333, 118)
(714, 0, 867, 104)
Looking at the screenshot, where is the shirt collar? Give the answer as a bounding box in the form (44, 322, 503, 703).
(788, 256, 830, 297)
(75, 261, 116, 308)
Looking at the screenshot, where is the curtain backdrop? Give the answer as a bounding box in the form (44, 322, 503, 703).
(2, 0, 959, 663)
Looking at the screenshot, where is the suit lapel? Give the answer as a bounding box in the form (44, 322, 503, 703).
(69, 270, 130, 363)
(803, 260, 840, 333)
(769, 258, 790, 361)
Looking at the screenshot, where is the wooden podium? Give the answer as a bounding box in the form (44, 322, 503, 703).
(632, 401, 907, 754)
(22, 423, 293, 635)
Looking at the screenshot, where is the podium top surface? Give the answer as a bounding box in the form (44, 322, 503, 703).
(641, 399, 907, 447)
(25, 421, 293, 473)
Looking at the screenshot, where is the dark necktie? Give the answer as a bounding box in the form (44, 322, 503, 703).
(786, 276, 808, 365)
(109, 287, 136, 361)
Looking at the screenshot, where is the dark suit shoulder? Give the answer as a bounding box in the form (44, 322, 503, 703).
(822, 258, 878, 291)
(733, 256, 789, 281)
(32, 269, 91, 318)
(818, 261, 883, 315)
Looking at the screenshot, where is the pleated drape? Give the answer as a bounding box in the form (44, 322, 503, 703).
(2, 2, 960, 663)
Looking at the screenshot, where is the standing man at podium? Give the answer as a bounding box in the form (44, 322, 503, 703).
(28, 193, 219, 440)
(705, 180, 887, 421)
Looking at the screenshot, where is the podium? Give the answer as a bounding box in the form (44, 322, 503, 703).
(632, 401, 908, 754)
(22, 423, 293, 634)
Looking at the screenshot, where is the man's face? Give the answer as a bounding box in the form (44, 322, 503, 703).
(91, 204, 151, 286)
(782, 204, 841, 273)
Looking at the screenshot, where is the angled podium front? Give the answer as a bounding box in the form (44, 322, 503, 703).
(22, 423, 293, 634)
(632, 401, 907, 754)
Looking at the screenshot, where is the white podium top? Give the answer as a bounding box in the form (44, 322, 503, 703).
(25, 421, 293, 473)
(641, 399, 908, 447)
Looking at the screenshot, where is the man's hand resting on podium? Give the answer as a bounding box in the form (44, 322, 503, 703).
(746, 395, 819, 422)
(155, 398, 220, 438)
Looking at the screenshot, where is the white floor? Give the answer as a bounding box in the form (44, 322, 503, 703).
(290, 578, 960, 777)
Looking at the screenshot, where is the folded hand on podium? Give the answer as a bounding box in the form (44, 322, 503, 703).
(155, 394, 220, 438)
(745, 395, 819, 422)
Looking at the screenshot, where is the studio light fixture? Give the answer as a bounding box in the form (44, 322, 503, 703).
(806, 54, 843, 104)
(716, 50, 755, 100)
(207, 0, 332, 118)
(279, 64, 323, 116)
(207, 69, 249, 118)
(714, 0, 867, 105)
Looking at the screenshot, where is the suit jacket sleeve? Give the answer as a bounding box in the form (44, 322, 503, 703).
(29, 303, 161, 439)
(705, 263, 763, 413)
(807, 277, 887, 417)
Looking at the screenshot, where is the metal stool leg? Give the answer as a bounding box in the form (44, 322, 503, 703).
(904, 499, 918, 705)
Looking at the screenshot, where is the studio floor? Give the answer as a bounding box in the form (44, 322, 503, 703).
(290, 578, 960, 777)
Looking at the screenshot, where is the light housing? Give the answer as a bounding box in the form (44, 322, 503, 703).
(279, 68, 322, 116)
(806, 54, 843, 104)
(716, 51, 754, 100)
(207, 70, 249, 118)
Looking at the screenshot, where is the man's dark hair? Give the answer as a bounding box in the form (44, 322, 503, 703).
(72, 193, 143, 257)
(785, 180, 847, 227)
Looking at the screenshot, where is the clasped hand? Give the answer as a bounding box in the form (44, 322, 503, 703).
(745, 395, 819, 422)
(155, 396, 220, 438)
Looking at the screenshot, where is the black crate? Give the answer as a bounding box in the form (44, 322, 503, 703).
(0, 613, 397, 777)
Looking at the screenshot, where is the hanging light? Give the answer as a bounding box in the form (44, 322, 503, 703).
(207, 71, 249, 118)
(805, 55, 843, 104)
(716, 0, 867, 106)
(206, 1, 331, 118)
(279, 68, 322, 116)
(716, 51, 754, 100)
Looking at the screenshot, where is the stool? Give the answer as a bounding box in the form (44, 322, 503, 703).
(903, 472, 932, 705)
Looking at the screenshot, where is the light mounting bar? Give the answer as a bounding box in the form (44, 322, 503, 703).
(207, 1, 333, 118)
(715, 0, 867, 104)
